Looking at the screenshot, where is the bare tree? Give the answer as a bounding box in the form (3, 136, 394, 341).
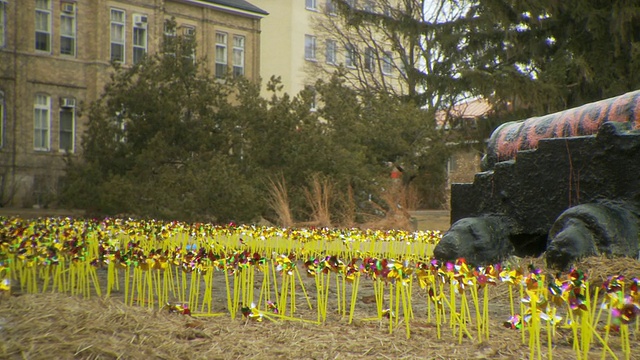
(309, 0, 474, 123)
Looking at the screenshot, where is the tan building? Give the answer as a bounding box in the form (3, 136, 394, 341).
(436, 98, 491, 199)
(251, 0, 407, 98)
(0, 0, 266, 207)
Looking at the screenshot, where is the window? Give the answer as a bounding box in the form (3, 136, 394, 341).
(364, 47, 375, 72)
(363, 0, 374, 12)
(33, 175, 49, 207)
(34, 94, 50, 151)
(325, 0, 336, 15)
(0, 0, 7, 48)
(232, 35, 245, 77)
(114, 107, 127, 143)
(383, 4, 391, 16)
(305, 0, 316, 10)
(132, 15, 148, 64)
(382, 51, 393, 75)
(305, 85, 317, 112)
(345, 44, 356, 68)
(399, 54, 409, 76)
(60, 3, 76, 56)
(59, 99, 75, 152)
(304, 35, 316, 61)
(182, 26, 196, 62)
(110, 9, 125, 63)
(163, 21, 176, 38)
(325, 39, 337, 64)
(0, 90, 4, 148)
(35, 0, 51, 51)
(215, 32, 227, 78)
(162, 21, 176, 54)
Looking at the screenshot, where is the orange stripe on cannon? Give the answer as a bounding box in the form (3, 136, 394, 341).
(487, 90, 640, 167)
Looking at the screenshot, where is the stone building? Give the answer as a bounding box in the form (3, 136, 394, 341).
(0, 0, 266, 207)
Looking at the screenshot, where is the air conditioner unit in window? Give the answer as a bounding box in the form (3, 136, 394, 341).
(134, 15, 148, 26)
(60, 97, 76, 108)
(183, 27, 195, 36)
(61, 2, 75, 13)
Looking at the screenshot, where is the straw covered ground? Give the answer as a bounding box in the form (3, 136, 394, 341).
(2, 256, 640, 360)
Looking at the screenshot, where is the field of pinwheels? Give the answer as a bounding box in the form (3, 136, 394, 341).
(1, 216, 639, 359)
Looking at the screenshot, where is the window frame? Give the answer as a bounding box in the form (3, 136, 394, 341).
(0, 90, 4, 149)
(33, 93, 51, 151)
(305, 85, 317, 112)
(110, 8, 126, 63)
(325, 39, 337, 65)
(181, 25, 196, 62)
(364, 47, 375, 72)
(304, 34, 317, 61)
(0, 0, 7, 48)
(215, 32, 228, 79)
(363, 0, 374, 12)
(132, 14, 148, 64)
(59, 100, 75, 153)
(305, 0, 317, 11)
(345, 43, 356, 68)
(325, 0, 336, 15)
(382, 51, 393, 75)
(35, 0, 52, 52)
(232, 35, 245, 77)
(60, 2, 76, 56)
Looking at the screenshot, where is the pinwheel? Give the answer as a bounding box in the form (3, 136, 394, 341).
(165, 302, 191, 316)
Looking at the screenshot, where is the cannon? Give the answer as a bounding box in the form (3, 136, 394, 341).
(434, 90, 640, 269)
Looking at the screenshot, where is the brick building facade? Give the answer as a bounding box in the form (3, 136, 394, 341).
(0, 0, 266, 207)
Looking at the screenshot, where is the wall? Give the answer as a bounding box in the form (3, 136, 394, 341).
(0, 0, 264, 208)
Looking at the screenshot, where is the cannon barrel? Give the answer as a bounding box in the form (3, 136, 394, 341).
(483, 90, 640, 170)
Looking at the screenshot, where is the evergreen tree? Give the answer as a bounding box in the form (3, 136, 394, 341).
(61, 22, 262, 222)
(325, 0, 640, 136)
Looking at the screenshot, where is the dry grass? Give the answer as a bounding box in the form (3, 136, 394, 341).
(267, 175, 294, 228)
(303, 174, 333, 228)
(267, 175, 422, 231)
(0, 292, 525, 360)
(1, 256, 638, 359)
(361, 183, 416, 231)
(335, 184, 357, 228)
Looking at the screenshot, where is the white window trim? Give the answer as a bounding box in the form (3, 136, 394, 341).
(34, 94, 51, 151)
(59, 104, 75, 153)
(325, 39, 337, 65)
(35, 0, 52, 52)
(181, 26, 196, 63)
(60, 4, 76, 56)
(325, 0, 336, 15)
(215, 32, 228, 78)
(110, 8, 126, 63)
(382, 51, 393, 75)
(0, 90, 4, 148)
(364, 47, 375, 72)
(232, 35, 245, 77)
(132, 14, 148, 64)
(305, 85, 317, 112)
(304, 34, 317, 61)
(305, 0, 317, 11)
(345, 44, 356, 69)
